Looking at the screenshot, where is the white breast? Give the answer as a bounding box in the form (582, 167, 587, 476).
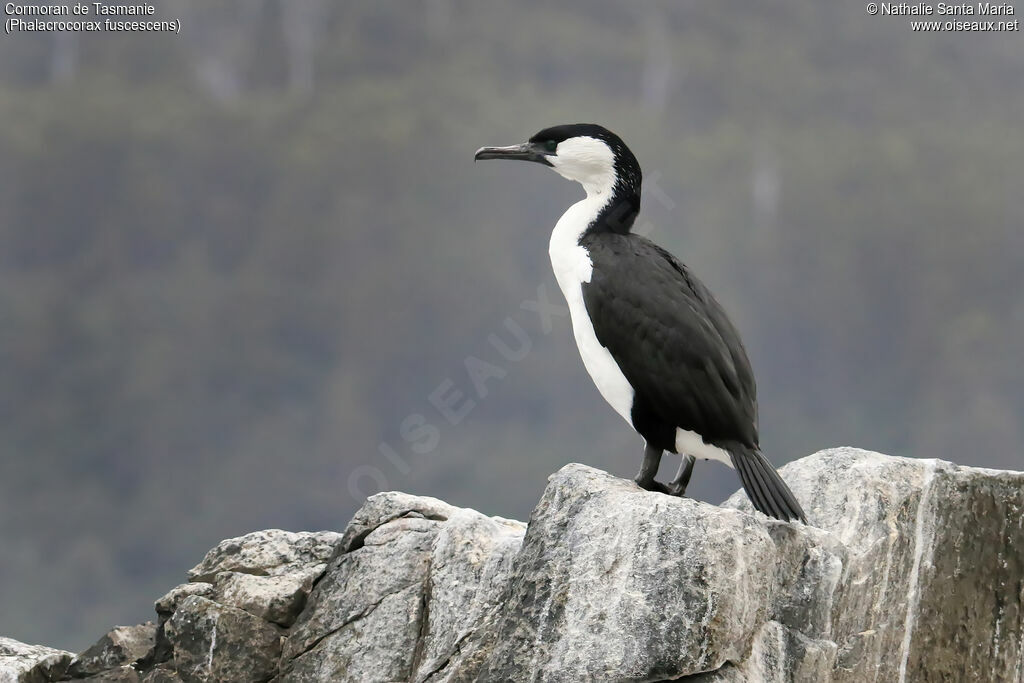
(549, 197, 636, 427)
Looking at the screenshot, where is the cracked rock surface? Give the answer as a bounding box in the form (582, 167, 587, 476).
(726, 449, 1024, 682)
(2, 448, 1022, 682)
(164, 596, 283, 683)
(278, 493, 526, 682)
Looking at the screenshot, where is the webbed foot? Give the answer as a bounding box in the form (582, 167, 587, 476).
(666, 454, 695, 497)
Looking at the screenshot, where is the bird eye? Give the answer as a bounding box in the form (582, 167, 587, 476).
(545, 140, 557, 153)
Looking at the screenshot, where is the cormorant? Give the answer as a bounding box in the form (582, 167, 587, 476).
(475, 124, 806, 523)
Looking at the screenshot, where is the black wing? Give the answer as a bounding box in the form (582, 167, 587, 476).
(580, 233, 758, 451)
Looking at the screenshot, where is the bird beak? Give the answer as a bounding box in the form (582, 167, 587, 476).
(474, 142, 552, 166)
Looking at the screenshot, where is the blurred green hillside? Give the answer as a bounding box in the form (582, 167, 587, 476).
(1, 0, 1022, 650)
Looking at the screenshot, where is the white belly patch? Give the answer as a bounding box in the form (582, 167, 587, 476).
(675, 428, 734, 467)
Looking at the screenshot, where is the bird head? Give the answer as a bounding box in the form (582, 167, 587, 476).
(475, 124, 640, 199)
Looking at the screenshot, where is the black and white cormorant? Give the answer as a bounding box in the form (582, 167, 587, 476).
(475, 124, 807, 523)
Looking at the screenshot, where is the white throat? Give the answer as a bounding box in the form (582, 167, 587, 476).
(548, 192, 608, 287)
(546, 137, 618, 285)
(548, 136, 617, 198)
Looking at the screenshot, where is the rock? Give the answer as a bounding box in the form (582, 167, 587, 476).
(726, 447, 1024, 682)
(138, 666, 182, 683)
(66, 624, 156, 679)
(212, 571, 315, 627)
(409, 508, 527, 681)
(187, 530, 342, 583)
(68, 665, 140, 682)
(0, 638, 72, 683)
(142, 585, 218, 674)
(682, 620, 838, 683)
(132, 529, 342, 681)
(278, 493, 525, 682)
(154, 585, 215, 620)
(454, 465, 842, 682)
(163, 596, 283, 683)
(276, 448, 1023, 682)
(337, 491, 462, 552)
(10, 448, 1024, 682)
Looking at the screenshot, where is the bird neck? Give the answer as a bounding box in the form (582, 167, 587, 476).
(549, 178, 640, 275)
(591, 189, 640, 236)
(576, 157, 641, 237)
(549, 158, 642, 270)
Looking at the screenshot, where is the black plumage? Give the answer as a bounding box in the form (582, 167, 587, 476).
(581, 230, 806, 524)
(580, 233, 758, 454)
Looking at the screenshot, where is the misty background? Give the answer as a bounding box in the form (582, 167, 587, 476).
(1, 0, 1022, 651)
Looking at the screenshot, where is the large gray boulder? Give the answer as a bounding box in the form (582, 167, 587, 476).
(451, 465, 841, 681)
(278, 493, 527, 682)
(727, 448, 1024, 682)
(3, 447, 1021, 682)
(277, 447, 1023, 682)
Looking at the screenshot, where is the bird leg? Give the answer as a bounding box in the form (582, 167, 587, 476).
(667, 454, 696, 497)
(634, 444, 669, 494)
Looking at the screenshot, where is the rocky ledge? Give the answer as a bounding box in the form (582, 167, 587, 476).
(2, 447, 1022, 682)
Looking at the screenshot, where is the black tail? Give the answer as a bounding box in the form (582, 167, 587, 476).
(730, 447, 807, 523)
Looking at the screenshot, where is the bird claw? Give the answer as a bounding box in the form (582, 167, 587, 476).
(666, 483, 688, 497)
(634, 477, 671, 494)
